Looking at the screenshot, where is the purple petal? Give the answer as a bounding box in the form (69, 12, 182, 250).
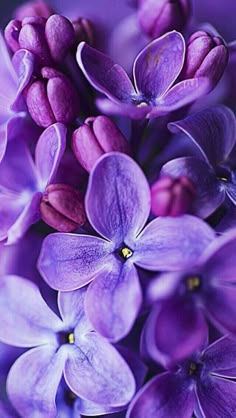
(0, 32, 19, 112)
(35, 123, 67, 189)
(197, 375, 236, 418)
(147, 77, 210, 118)
(160, 156, 224, 218)
(133, 31, 185, 99)
(85, 263, 142, 341)
(7, 345, 66, 418)
(64, 334, 135, 406)
(204, 284, 236, 335)
(86, 152, 150, 243)
(58, 287, 88, 330)
(168, 105, 236, 166)
(202, 337, 236, 378)
(38, 233, 114, 291)
(77, 42, 135, 103)
(127, 372, 194, 418)
(96, 97, 151, 119)
(0, 275, 62, 347)
(148, 297, 208, 364)
(11, 49, 35, 112)
(0, 193, 23, 242)
(134, 215, 215, 271)
(6, 192, 42, 245)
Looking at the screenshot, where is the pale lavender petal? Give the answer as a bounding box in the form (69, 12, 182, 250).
(0, 275, 62, 347)
(7, 345, 66, 418)
(147, 78, 210, 118)
(204, 284, 236, 335)
(86, 152, 150, 243)
(134, 215, 215, 271)
(0, 32, 18, 106)
(6, 192, 42, 245)
(96, 97, 151, 119)
(11, 49, 35, 112)
(85, 263, 142, 341)
(77, 42, 135, 103)
(38, 233, 114, 291)
(133, 31, 185, 99)
(0, 125, 7, 163)
(160, 157, 224, 218)
(127, 372, 194, 418)
(35, 123, 67, 189)
(202, 337, 236, 378)
(0, 193, 23, 242)
(150, 297, 208, 363)
(75, 397, 122, 416)
(168, 105, 236, 166)
(197, 375, 236, 418)
(58, 287, 88, 330)
(64, 334, 135, 406)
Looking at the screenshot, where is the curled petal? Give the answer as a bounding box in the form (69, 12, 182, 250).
(86, 152, 150, 243)
(64, 334, 135, 406)
(12, 49, 35, 111)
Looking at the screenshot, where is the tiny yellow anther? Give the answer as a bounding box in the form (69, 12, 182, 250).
(121, 247, 133, 259)
(68, 333, 75, 344)
(187, 276, 201, 291)
(136, 102, 148, 108)
(189, 362, 198, 376)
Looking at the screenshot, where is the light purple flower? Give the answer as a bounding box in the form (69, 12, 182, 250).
(77, 31, 212, 120)
(143, 228, 236, 366)
(161, 105, 236, 218)
(38, 152, 215, 341)
(0, 276, 135, 417)
(127, 336, 236, 418)
(0, 31, 34, 162)
(0, 123, 66, 244)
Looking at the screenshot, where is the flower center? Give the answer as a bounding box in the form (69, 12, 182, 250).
(58, 331, 75, 345)
(120, 246, 133, 260)
(188, 361, 199, 376)
(186, 276, 201, 291)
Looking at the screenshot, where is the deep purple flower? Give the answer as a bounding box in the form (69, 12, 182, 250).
(161, 105, 236, 218)
(77, 31, 225, 119)
(127, 336, 236, 418)
(0, 32, 34, 162)
(0, 276, 135, 417)
(0, 123, 66, 244)
(38, 153, 215, 342)
(143, 229, 236, 365)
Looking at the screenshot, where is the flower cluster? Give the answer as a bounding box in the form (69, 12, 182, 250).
(1, 0, 236, 417)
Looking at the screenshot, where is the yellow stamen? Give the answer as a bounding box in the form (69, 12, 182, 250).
(136, 102, 148, 108)
(220, 177, 228, 182)
(68, 333, 75, 344)
(189, 362, 198, 376)
(121, 247, 133, 259)
(187, 276, 200, 291)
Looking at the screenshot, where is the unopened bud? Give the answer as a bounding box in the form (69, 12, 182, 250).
(181, 31, 228, 90)
(138, 0, 190, 39)
(72, 18, 94, 46)
(4, 20, 22, 53)
(40, 184, 86, 232)
(15, 0, 54, 20)
(26, 66, 80, 127)
(151, 176, 195, 217)
(72, 116, 130, 172)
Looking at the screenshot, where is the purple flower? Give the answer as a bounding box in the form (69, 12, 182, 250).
(143, 229, 236, 365)
(38, 152, 215, 341)
(0, 276, 135, 417)
(0, 123, 66, 244)
(127, 336, 236, 418)
(161, 105, 236, 218)
(0, 32, 34, 162)
(77, 31, 220, 120)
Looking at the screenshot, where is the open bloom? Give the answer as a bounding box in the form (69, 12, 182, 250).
(128, 336, 236, 418)
(39, 153, 215, 342)
(77, 30, 226, 119)
(0, 32, 34, 162)
(161, 105, 236, 218)
(143, 229, 236, 366)
(0, 276, 135, 417)
(0, 123, 66, 244)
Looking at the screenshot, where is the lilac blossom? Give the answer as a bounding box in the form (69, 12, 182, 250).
(0, 123, 66, 244)
(0, 276, 135, 417)
(142, 229, 236, 366)
(0, 31, 34, 162)
(161, 105, 236, 218)
(38, 152, 215, 342)
(128, 336, 236, 418)
(77, 31, 224, 119)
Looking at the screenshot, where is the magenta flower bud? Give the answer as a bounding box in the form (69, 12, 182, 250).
(45, 15, 75, 63)
(4, 20, 22, 52)
(138, 0, 190, 39)
(72, 18, 94, 46)
(15, 0, 54, 20)
(26, 67, 80, 127)
(40, 184, 86, 232)
(151, 176, 196, 217)
(72, 115, 130, 172)
(181, 31, 229, 90)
